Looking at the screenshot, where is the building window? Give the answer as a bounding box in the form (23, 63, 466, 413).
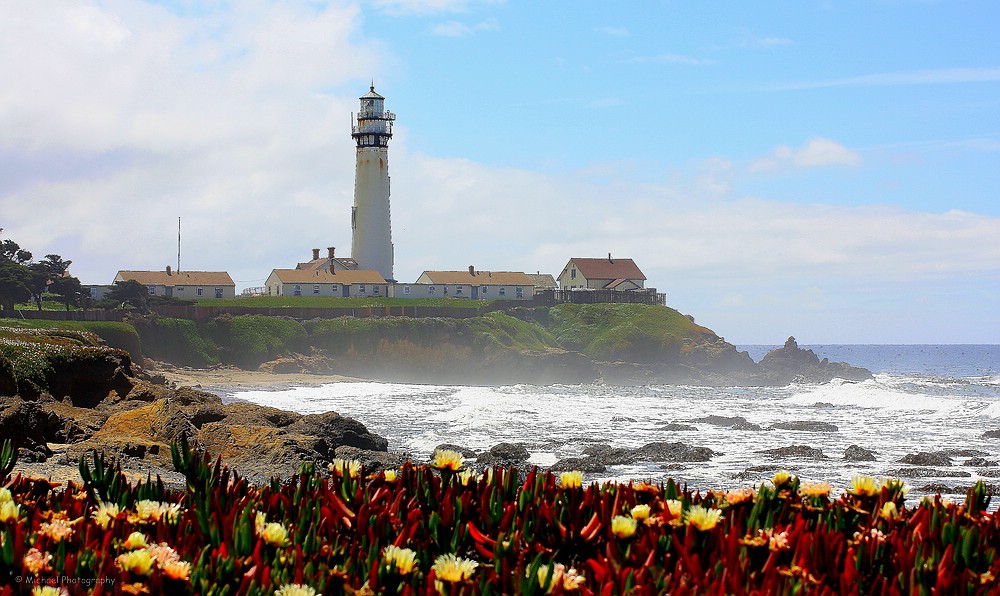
(331, 284, 339, 293)
(571, 268, 576, 279)
(293, 284, 301, 296)
(403, 286, 410, 295)
(313, 285, 320, 294)
(499, 287, 506, 296)
(215, 288, 223, 298)
(373, 286, 380, 295)
(516, 286, 523, 298)
(177, 287, 184, 292)
(481, 286, 488, 294)
(359, 285, 366, 293)
(429, 286, 435, 294)
(443, 286, 448, 295)
(147, 286, 156, 295)
(455, 286, 463, 295)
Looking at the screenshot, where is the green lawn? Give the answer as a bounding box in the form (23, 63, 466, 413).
(195, 296, 495, 308)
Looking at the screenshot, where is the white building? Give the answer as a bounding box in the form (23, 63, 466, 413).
(264, 269, 388, 298)
(408, 267, 535, 300)
(114, 269, 236, 299)
(557, 256, 647, 290)
(350, 85, 395, 282)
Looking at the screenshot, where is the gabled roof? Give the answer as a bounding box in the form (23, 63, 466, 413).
(268, 269, 387, 284)
(567, 258, 646, 281)
(419, 270, 535, 285)
(526, 273, 557, 289)
(296, 258, 359, 271)
(116, 271, 234, 286)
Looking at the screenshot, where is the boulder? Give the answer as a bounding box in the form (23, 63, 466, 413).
(661, 423, 697, 432)
(983, 429, 1000, 439)
(769, 421, 839, 433)
(476, 442, 530, 466)
(636, 441, 716, 462)
(883, 467, 971, 479)
(759, 337, 873, 384)
(758, 445, 827, 459)
(582, 445, 637, 466)
(844, 445, 878, 461)
(434, 443, 479, 458)
(965, 457, 998, 467)
(287, 411, 389, 454)
(694, 415, 748, 427)
(899, 452, 952, 466)
(548, 457, 607, 473)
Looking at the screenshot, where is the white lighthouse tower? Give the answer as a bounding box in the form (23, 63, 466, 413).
(350, 85, 395, 282)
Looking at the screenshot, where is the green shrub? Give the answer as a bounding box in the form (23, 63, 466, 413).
(207, 315, 307, 367)
(0, 319, 143, 361)
(131, 316, 219, 367)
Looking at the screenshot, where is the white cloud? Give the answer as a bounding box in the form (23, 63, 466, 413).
(749, 138, 862, 172)
(597, 26, 630, 37)
(428, 17, 499, 37)
(369, 0, 504, 16)
(776, 67, 1000, 90)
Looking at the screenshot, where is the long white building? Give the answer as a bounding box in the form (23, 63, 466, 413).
(350, 85, 395, 282)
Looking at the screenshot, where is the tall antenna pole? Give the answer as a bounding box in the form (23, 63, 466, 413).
(177, 217, 181, 273)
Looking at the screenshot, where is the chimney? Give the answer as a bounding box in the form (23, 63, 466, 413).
(468, 265, 475, 276)
(608, 252, 614, 263)
(312, 248, 320, 260)
(166, 265, 172, 275)
(328, 247, 336, 259)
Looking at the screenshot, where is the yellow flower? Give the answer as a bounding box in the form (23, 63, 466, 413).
(630, 504, 651, 521)
(433, 449, 465, 471)
(684, 505, 722, 531)
(260, 522, 289, 547)
(0, 500, 20, 523)
(772, 470, 792, 486)
(849, 475, 879, 497)
(31, 588, 66, 596)
(117, 549, 155, 576)
(383, 469, 398, 482)
(145, 542, 180, 564)
(92, 502, 121, 529)
(458, 470, 476, 486)
(160, 502, 183, 524)
(133, 499, 162, 522)
(880, 478, 909, 496)
(768, 530, 790, 551)
(535, 563, 586, 593)
(560, 471, 584, 489)
(432, 553, 478, 582)
(160, 558, 192, 581)
(123, 531, 148, 550)
(39, 518, 74, 542)
(665, 499, 684, 524)
(880, 502, 899, 520)
(611, 515, 637, 539)
(255, 511, 267, 534)
(383, 545, 418, 575)
(23, 548, 53, 574)
(329, 458, 361, 478)
(799, 481, 832, 499)
(274, 584, 317, 596)
(0, 488, 11, 502)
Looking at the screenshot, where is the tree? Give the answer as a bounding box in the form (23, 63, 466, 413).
(106, 279, 149, 311)
(49, 275, 86, 311)
(0, 230, 33, 312)
(28, 254, 74, 310)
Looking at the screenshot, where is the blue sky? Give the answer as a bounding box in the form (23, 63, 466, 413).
(1, 0, 998, 344)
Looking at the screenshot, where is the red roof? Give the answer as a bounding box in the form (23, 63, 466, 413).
(568, 258, 646, 281)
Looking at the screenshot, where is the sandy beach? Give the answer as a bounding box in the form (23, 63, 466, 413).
(155, 366, 359, 393)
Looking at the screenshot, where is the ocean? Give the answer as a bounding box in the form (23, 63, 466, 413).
(228, 345, 1000, 503)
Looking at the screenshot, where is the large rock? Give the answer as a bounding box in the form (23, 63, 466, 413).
(844, 445, 878, 461)
(759, 337, 873, 384)
(758, 445, 827, 459)
(899, 452, 953, 466)
(769, 421, 839, 433)
(287, 411, 389, 454)
(476, 442, 530, 467)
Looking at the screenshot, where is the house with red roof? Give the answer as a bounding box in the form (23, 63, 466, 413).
(556, 255, 647, 291)
(114, 269, 236, 299)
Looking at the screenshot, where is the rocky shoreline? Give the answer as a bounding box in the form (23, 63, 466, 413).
(3, 330, 881, 489)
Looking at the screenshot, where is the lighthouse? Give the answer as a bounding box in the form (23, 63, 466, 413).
(350, 85, 395, 282)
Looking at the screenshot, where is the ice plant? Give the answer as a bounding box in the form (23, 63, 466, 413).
(329, 458, 361, 478)
(685, 504, 722, 531)
(458, 469, 476, 486)
(799, 481, 832, 499)
(536, 563, 586, 592)
(260, 521, 290, 547)
(382, 545, 418, 575)
(117, 549, 155, 576)
(724, 487, 755, 505)
(772, 470, 792, 487)
(23, 548, 53, 574)
(274, 584, 317, 596)
(31, 587, 65, 596)
(0, 499, 20, 522)
(611, 515, 638, 539)
(383, 469, 398, 482)
(123, 531, 149, 550)
(849, 474, 879, 497)
(39, 518, 74, 542)
(560, 470, 584, 489)
(630, 503, 651, 521)
(160, 558, 192, 581)
(92, 501, 120, 528)
(880, 501, 899, 520)
(432, 449, 465, 471)
(432, 553, 478, 582)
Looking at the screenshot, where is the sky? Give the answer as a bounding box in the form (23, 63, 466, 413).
(1, 0, 998, 344)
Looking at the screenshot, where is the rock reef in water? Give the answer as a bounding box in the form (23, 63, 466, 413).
(757, 337, 873, 384)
